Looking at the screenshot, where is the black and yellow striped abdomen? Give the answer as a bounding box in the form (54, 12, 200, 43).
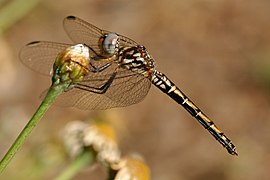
(151, 70, 237, 155)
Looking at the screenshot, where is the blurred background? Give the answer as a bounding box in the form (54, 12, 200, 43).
(1, 0, 270, 179)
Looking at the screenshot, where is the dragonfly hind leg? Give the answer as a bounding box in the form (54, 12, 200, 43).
(89, 62, 112, 73)
(74, 72, 117, 94)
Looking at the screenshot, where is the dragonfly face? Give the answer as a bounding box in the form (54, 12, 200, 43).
(100, 32, 120, 55)
(119, 45, 155, 78)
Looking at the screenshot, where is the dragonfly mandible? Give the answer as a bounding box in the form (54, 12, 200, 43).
(20, 16, 237, 155)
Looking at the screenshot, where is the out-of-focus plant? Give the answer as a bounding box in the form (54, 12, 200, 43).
(0, 0, 40, 34)
(57, 120, 150, 180)
(112, 154, 150, 180)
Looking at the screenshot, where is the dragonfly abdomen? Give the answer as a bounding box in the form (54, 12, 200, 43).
(151, 70, 238, 155)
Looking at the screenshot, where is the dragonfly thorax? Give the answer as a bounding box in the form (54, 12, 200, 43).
(119, 45, 155, 77)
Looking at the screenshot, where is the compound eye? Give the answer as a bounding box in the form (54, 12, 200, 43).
(103, 32, 119, 55)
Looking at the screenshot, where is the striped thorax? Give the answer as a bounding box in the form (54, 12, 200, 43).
(119, 45, 155, 77)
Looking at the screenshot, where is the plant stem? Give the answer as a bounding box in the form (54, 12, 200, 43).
(0, 83, 67, 173)
(55, 152, 94, 180)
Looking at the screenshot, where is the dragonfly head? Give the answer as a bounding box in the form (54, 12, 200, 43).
(52, 44, 91, 85)
(99, 32, 120, 56)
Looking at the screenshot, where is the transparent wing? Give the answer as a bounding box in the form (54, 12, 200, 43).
(19, 41, 72, 76)
(103, 70, 151, 108)
(54, 67, 151, 110)
(63, 16, 138, 55)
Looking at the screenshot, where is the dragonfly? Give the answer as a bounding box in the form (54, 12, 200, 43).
(20, 16, 237, 155)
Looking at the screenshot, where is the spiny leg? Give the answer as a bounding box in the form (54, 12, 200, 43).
(89, 62, 112, 73)
(75, 72, 117, 94)
(70, 53, 112, 73)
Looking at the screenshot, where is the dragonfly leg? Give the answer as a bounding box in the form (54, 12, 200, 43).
(75, 72, 117, 94)
(70, 59, 111, 73)
(89, 62, 111, 73)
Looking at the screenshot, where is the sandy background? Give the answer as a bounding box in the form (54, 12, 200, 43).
(1, 0, 270, 179)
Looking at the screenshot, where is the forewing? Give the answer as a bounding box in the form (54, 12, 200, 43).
(63, 16, 138, 54)
(19, 41, 71, 76)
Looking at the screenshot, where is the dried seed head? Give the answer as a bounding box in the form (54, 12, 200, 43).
(114, 154, 150, 180)
(62, 120, 121, 164)
(52, 44, 90, 85)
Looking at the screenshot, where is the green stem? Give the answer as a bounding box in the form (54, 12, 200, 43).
(0, 83, 67, 173)
(55, 152, 94, 180)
